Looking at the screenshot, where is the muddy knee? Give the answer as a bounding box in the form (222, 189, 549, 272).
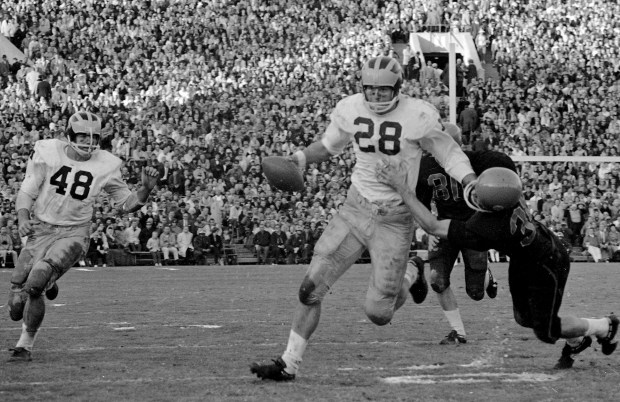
(430, 270, 449, 294)
(23, 262, 53, 298)
(298, 276, 324, 306)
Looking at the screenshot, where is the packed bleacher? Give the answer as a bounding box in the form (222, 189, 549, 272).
(0, 0, 618, 267)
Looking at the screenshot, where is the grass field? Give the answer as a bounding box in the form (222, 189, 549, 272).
(0, 262, 619, 402)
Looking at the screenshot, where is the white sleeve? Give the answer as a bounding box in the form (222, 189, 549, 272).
(321, 102, 354, 155)
(103, 166, 132, 207)
(19, 149, 47, 199)
(418, 121, 475, 183)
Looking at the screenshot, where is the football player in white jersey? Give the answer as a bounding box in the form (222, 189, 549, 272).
(7, 111, 159, 362)
(251, 56, 477, 380)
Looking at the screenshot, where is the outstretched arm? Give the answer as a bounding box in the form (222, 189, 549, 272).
(122, 166, 160, 213)
(289, 141, 334, 170)
(375, 158, 451, 239)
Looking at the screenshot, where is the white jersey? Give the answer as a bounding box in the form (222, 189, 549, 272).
(322, 94, 474, 203)
(20, 139, 132, 226)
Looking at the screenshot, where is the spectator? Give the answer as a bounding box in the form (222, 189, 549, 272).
(285, 226, 308, 265)
(253, 222, 271, 265)
(177, 225, 195, 264)
(270, 224, 287, 265)
(192, 228, 211, 265)
(207, 226, 224, 266)
(125, 219, 141, 252)
(159, 226, 179, 265)
(583, 227, 602, 262)
(146, 230, 163, 267)
(138, 218, 156, 251)
(0, 225, 17, 267)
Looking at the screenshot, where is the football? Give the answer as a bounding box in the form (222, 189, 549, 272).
(261, 156, 305, 192)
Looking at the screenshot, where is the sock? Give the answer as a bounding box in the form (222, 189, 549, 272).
(403, 262, 416, 287)
(584, 318, 611, 338)
(566, 336, 584, 348)
(281, 330, 307, 374)
(444, 309, 466, 336)
(15, 323, 37, 350)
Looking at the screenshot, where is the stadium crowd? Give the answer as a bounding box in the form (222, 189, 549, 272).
(0, 0, 619, 266)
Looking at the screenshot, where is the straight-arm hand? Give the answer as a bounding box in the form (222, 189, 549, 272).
(122, 166, 159, 213)
(374, 158, 451, 239)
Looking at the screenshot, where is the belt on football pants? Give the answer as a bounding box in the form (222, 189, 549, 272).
(349, 186, 404, 216)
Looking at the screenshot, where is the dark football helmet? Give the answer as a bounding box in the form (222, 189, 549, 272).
(464, 167, 522, 212)
(361, 56, 403, 114)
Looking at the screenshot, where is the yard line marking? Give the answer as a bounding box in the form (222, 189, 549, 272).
(382, 372, 562, 384)
(339, 364, 443, 371)
(157, 267, 179, 271)
(50, 304, 66, 307)
(0, 376, 260, 387)
(113, 327, 136, 331)
(74, 268, 95, 272)
(108, 322, 132, 325)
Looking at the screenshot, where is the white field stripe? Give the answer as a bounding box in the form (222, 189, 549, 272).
(0, 376, 261, 387)
(339, 364, 444, 371)
(74, 268, 95, 271)
(382, 372, 562, 384)
(0, 339, 442, 352)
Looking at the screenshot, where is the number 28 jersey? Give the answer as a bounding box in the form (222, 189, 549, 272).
(20, 139, 132, 226)
(322, 93, 474, 204)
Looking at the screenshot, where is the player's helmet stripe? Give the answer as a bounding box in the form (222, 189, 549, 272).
(368, 57, 401, 75)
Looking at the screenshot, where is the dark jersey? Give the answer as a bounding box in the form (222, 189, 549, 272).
(448, 197, 565, 263)
(416, 150, 516, 220)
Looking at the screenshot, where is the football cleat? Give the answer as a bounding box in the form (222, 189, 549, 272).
(250, 357, 296, 381)
(8, 347, 32, 362)
(597, 315, 619, 356)
(408, 256, 428, 304)
(45, 282, 59, 301)
(554, 336, 592, 369)
(439, 330, 467, 345)
(486, 269, 498, 299)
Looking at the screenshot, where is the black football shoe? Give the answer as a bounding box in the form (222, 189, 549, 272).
(486, 269, 498, 299)
(554, 336, 592, 369)
(250, 357, 296, 381)
(598, 315, 619, 356)
(45, 282, 59, 301)
(8, 347, 32, 362)
(439, 330, 467, 345)
(408, 256, 428, 304)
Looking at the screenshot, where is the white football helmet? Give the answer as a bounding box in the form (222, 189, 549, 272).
(65, 111, 103, 157)
(361, 56, 403, 114)
(464, 167, 522, 213)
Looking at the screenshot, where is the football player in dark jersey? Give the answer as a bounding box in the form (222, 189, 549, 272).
(414, 123, 500, 345)
(376, 154, 618, 369)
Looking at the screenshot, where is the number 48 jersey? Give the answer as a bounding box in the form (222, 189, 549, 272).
(20, 139, 132, 226)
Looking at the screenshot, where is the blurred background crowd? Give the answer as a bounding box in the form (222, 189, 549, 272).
(0, 0, 619, 266)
